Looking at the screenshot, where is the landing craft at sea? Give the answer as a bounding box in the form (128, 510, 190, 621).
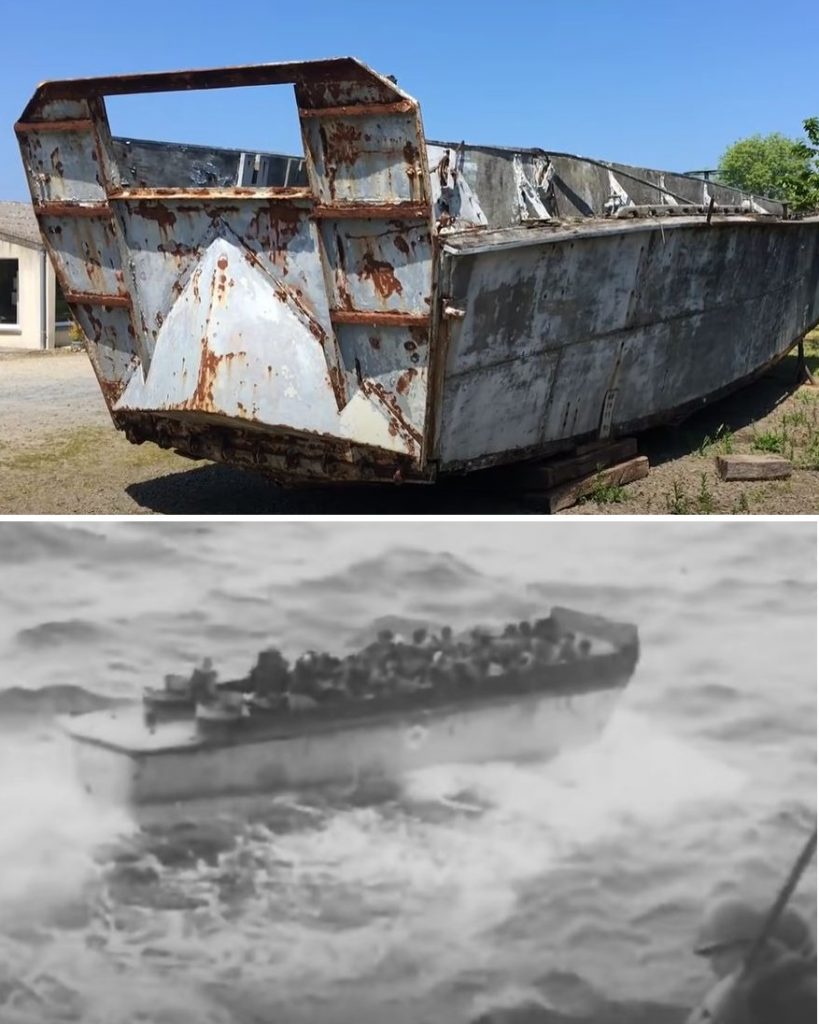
(62, 607, 639, 806)
(16, 58, 819, 484)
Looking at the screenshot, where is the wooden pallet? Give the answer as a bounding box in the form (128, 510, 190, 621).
(504, 438, 648, 513)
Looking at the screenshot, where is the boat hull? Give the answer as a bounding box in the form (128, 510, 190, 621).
(18, 58, 816, 482)
(434, 215, 819, 470)
(65, 678, 626, 806)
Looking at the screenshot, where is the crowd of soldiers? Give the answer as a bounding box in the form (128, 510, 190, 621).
(235, 616, 593, 709)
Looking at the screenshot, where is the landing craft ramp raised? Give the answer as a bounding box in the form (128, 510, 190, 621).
(16, 59, 819, 484)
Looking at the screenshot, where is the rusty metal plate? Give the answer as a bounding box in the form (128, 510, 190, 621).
(320, 218, 432, 315)
(303, 114, 423, 204)
(335, 322, 428, 379)
(19, 128, 106, 203)
(39, 213, 126, 298)
(71, 303, 141, 404)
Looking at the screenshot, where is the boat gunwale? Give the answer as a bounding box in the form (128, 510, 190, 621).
(64, 647, 637, 758)
(440, 213, 819, 257)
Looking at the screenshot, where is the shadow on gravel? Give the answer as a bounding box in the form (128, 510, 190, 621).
(635, 358, 803, 467)
(126, 465, 530, 515)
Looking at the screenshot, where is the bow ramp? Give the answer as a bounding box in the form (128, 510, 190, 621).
(16, 57, 434, 483)
(117, 234, 415, 455)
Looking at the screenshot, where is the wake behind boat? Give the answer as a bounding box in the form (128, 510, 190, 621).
(63, 606, 639, 806)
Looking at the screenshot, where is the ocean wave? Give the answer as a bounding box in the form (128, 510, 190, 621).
(14, 618, 105, 649)
(0, 685, 126, 721)
(296, 548, 485, 596)
(0, 523, 108, 565)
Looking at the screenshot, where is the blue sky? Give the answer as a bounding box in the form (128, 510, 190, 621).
(3, 0, 817, 200)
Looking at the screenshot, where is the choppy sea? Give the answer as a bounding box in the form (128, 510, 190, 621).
(0, 521, 815, 1024)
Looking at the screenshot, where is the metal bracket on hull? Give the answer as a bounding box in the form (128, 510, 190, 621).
(599, 388, 619, 440)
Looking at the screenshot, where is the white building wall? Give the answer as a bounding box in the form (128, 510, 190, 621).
(0, 238, 43, 349)
(0, 239, 73, 349)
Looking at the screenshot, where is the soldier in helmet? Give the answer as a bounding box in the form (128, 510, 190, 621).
(771, 905, 815, 958)
(687, 896, 816, 1024)
(250, 647, 289, 696)
(693, 897, 769, 981)
(189, 657, 218, 702)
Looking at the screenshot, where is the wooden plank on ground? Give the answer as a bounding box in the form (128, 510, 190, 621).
(510, 438, 639, 489)
(526, 455, 650, 513)
(715, 454, 792, 481)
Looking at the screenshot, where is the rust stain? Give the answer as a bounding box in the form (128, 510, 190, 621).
(327, 363, 347, 410)
(395, 367, 417, 395)
(320, 122, 362, 199)
(190, 336, 221, 409)
(217, 255, 229, 270)
(97, 376, 126, 406)
(359, 251, 403, 300)
(394, 235, 410, 256)
(84, 256, 103, 288)
(157, 240, 199, 261)
(84, 307, 103, 343)
(369, 335, 381, 350)
(135, 201, 177, 232)
(325, 123, 364, 165)
(362, 379, 422, 450)
(49, 147, 64, 176)
(402, 140, 420, 166)
(336, 277, 355, 310)
(244, 204, 302, 274)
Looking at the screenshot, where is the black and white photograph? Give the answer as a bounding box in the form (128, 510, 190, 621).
(0, 519, 815, 1024)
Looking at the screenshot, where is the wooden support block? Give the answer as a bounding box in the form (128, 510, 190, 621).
(527, 455, 650, 513)
(511, 438, 639, 490)
(715, 454, 792, 481)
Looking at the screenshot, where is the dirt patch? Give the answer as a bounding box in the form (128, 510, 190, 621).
(0, 339, 817, 515)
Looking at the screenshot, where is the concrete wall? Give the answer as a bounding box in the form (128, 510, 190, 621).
(0, 238, 71, 350)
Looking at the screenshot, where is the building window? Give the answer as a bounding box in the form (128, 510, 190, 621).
(0, 259, 19, 326)
(55, 282, 72, 325)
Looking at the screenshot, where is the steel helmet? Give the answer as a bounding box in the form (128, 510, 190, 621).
(772, 906, 814, 955)
(694, 898, 763, 955)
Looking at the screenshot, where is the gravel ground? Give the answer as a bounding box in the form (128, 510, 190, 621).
(1, 344, 818, 515)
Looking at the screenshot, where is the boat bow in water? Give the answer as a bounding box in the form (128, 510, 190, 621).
(62, 607, 639, 805)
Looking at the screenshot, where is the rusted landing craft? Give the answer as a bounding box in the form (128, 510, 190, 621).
(16, 58, 819, 483)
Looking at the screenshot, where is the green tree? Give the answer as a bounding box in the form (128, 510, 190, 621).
(789, 117, 819, 211)
(718, 120, 819, 211)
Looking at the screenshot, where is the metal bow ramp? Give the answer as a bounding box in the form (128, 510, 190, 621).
(16, 57, 435, 482)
